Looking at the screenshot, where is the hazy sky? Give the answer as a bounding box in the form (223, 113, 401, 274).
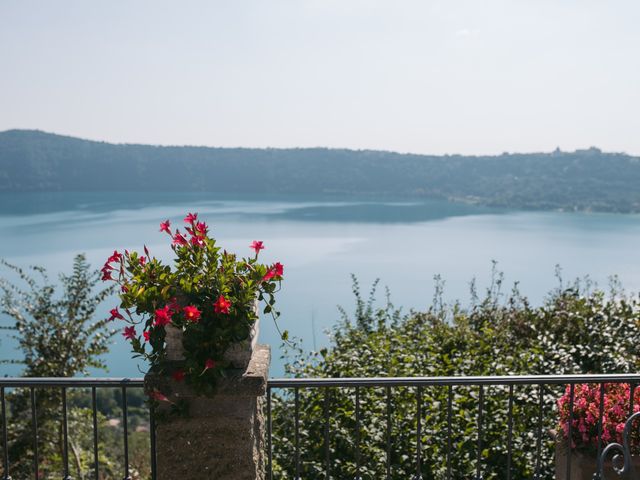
(1, 0, 639, 155)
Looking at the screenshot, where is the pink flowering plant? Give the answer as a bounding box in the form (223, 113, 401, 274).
(557, 383, 640, 454)
(102, 212, 284, 395)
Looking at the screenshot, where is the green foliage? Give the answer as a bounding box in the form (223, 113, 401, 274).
(0, 254, 119, 479)
(105, 215, 283, 395)
(3, 130, 640, 213)
(271, 271, 640, 479)
(0, 254, 115, 376)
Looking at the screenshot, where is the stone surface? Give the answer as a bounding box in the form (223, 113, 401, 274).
(164, 324, 185, 361)
(146, 345, 270, 480)
(223, 300, 260, 369)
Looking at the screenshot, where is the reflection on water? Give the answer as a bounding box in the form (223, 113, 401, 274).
(1, 191, 640, 377)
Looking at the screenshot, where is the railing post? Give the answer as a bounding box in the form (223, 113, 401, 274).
(145, 345, 270, 480)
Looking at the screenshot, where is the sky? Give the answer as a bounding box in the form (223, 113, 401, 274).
(1, 0, 639, 155)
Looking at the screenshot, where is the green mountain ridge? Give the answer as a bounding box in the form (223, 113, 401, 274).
(1, 129, 640, 213)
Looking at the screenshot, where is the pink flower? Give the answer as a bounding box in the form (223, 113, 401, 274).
(109, 308, 124, 321)
(123, 326, 136, 340)
(143, 330, 151, 342)
(107, 250, 122, 263)
(273, 262, 284, 276)
(101, 269, 114, 281)
(149, 390, 171, 403)
(167, 297, 181, 313)
(183, 305, 201, 323)
(159, 220, 171, 233)
(557, 382, 640, 450)
(172, 231, 188, 247)
(213, 295, 231, 314)
(250, 241, 264, 253)
(172, 369, 186, 382)
(154, 305, 173, 327)
(205, 358, 216, 370)
(190, 235, 205, 248)
(184, 212, 198, 224)
(263, 270, 275, 282)
(195, 221, 207, 235)
(262, 262, 284, 282)
(139, 256, 146, 265)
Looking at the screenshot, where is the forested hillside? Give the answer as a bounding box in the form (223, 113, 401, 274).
(2, 129, 640, 212)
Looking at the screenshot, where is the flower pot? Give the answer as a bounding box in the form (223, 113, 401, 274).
(163, 300, 260, 370)
(555, 437, 640, 480)
(165, 323, 185, 361)
(222, 316, 260, 370)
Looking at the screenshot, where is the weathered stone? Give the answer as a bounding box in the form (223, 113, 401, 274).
(164, 302, 261, 370)
(146, 345, 270, 480)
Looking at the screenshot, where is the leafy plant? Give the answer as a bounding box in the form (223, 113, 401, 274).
(557, 383, 640, 454)
(271, 271, 640, 479)
(0, 254, 116, 479)
(102, 212, 284, 394)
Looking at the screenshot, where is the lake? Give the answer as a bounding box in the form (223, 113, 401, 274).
(2, 191, 640, 377)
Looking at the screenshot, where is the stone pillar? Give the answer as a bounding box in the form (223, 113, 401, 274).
(146, 345, 270, 480)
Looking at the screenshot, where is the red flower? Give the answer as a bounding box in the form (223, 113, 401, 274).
(101, 270, 114, 281)
(167, 297, 181, 313)
(184, 212, 198, 224)
(154, 305, 173, 327)
(262, 262, 284, 282)
(195, 221, 207, 235)
(172, 369, 186, 382)
(149, 390, 171, 403)
(213, 295, 231, 314)
(250, 240, 264, 253)
(107, 250, 122, 263)
(273, 262, 284, 276)
(172, 231, 188, 246)
(101, 264, 115, 281)
(139, 256, 146, 265)
(262, 270, 274, 282)
(205, 358, 216, 369)
(109, 308, 124, 321)
(183, 305, 201, 323)
(190, 235, 205, 248)
(159, 220, 171, 233)
(143, 330, 151, 342)
(123, 326, 136, 340)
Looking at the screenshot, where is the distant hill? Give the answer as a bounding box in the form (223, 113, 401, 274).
(2, 129, 640, 213)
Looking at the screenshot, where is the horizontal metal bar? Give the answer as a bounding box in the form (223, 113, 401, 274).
(267, 373, 640, 388)
(0, 378, 144, 388)
(3, 373, 640, 389)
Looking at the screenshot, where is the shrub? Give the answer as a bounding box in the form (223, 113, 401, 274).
(271, 271, 640, 479)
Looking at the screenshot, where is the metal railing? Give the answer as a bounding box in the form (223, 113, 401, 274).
(2, 374, 640, 479)
(266, 374, 640, 480)
(0, 377, 154, 480)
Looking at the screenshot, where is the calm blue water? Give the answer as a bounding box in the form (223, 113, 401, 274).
(2, 192, 640, 377)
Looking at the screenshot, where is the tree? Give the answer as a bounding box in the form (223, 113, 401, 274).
(0, 254, 116, 479)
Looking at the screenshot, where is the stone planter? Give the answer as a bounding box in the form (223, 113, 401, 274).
(555, 438, 640, 479)
(146, 345, 271, 480)
(165, 323, 185, 361)
(164, 300, 260, 370)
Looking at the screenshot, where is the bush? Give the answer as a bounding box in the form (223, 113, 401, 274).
(271, 271, 640, 479)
